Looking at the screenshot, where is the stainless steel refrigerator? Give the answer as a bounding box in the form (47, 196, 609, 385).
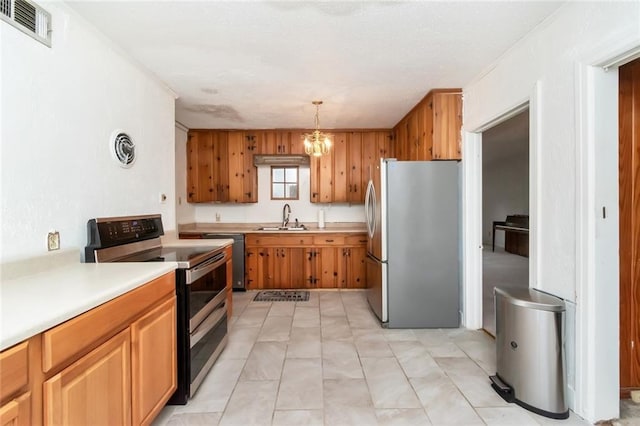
(365, 159, 460, 328)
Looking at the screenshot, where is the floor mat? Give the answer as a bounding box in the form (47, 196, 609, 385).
(253, 290, 310, 302)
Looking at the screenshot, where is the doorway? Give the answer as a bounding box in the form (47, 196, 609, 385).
(481, 110, 530, 335)
(618, 57, 640, 398)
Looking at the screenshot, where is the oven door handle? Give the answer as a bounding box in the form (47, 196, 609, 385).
(186, 251, 227, 284)
(191, 304, 226, 348)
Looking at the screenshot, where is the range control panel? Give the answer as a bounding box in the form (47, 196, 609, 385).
(85, 214, 164, 255)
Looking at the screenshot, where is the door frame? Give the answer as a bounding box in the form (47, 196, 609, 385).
(462, 86, 539, 331)
(573, 42, 640, 421)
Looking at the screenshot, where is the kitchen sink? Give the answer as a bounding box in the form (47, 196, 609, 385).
(256, 225, 307, 231)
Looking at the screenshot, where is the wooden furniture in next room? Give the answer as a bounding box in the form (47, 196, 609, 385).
(492, 214, 529, 257)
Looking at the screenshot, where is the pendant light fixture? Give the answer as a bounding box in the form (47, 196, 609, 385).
(303, 101, 332, 157)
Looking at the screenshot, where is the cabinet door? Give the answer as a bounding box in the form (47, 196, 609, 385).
(212, 131, 230, 201)
(273, 248, 291, 289)
(318, 247, 339, 289)
(245, 248, 259, 290)
(287, 130, 307, 155)
(0, 392, 30, 426)
(288, 248, 308, 288)
(243, 133, 258, 202)
(345, 247, 367, 289)
(332, 133, 348, 202)
(348, 132, 364, 203)
(305, 249, 319, 288)
(131, 297, 177, 426)
(44, 329, 131, 426)
(187, 131, 215, 202)
(227, 131, 245, 203)
(414, 101, 432, 161)
(432, 92, 462, 160)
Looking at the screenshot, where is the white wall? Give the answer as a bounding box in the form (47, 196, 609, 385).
(462, 2, 640, 422)
(175, 124, 195, 225)
(0, 3, 176, 262)
(191, 166, 365, 225)
(482, 153, 529, 248)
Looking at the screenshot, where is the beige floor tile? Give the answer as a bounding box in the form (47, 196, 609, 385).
(375, 408, 432, 425)
(272, 409, 323, 426)
(321, 316, 353, 340)
(413, 329, 451, 346)
(321, 339, 364, 378)
(323, 405, 379, 426)
(268, 301, 296, 317)
(165, 412, 222, 426)
(410, 374, 484, 425)
(218, 326, 260, 360)
(257, 315, 292, 342)
(383, 328, 418, 342)
(323, 378, 373, 407)
(319, 294, 346, 317)
(361, 357, 421, 409)
(346, 307, 381, 329)
(218, 380, 279, 426)
(426, 341, 467, 358)
(389, 341, 441, 378)
(233, 305, 270, 328)
(355, 332, 394, 357)
(287, 327, 322, 358)
(276, 358, 323, 410)
(174, 358, 245, 413)
(475, 406, 541, 425)
(293, 306, 320, 328)
(240, 341, 287, 381)
(436, 357, 508, 407)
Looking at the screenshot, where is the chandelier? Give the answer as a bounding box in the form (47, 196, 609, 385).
(303, 101, 332, 157)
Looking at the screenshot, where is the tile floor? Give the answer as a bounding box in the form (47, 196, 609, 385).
(153, 290, 632, 426)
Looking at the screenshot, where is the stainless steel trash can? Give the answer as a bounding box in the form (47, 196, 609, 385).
(490, 287, 569, 420)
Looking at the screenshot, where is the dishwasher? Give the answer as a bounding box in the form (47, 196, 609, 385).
(202, 233, 245, 291)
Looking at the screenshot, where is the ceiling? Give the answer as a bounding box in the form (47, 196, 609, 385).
(67, 1, 563, 130)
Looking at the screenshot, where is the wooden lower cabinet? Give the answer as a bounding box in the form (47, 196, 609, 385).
(131, 297, 177, 426)
(44, 329, 131, 426)
(1, 272, 177, 426)
(0, 392, 31, 426)
(245, 233, 367, 289)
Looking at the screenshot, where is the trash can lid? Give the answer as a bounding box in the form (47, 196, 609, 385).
(494, 287, 565, 312)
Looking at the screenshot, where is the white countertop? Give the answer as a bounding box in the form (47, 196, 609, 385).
(0, 251, 177, 351)
(0, 239, 234, 351)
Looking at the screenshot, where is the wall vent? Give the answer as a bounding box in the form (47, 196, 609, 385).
(0, 0, 51, 47)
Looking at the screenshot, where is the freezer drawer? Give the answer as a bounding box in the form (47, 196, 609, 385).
(365, 254, 386, 322)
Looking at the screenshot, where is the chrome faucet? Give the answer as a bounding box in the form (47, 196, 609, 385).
(282, 203, 291, 228)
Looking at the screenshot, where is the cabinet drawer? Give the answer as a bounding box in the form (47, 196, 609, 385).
(246, 234, 313, 246)
(313, 235, 345, 246)
(344, 234, 368, 245)
(0, 341, 29, 401)
(42, 272, 175, 373)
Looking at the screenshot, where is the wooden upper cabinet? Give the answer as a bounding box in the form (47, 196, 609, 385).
(287, 130, 307, 155)
(187, 130, 256, 203)
(393, 89, 462, 161)
(187, 131, 215, 202)
(431, 90, 462, 160)
(332, 133, 348, 203)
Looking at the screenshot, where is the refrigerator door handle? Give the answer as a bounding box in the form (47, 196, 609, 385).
(365, 179, 376, 238)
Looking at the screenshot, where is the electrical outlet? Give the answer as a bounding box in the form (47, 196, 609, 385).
(47, 231, 60, 251)
(159, 193, 167, 204)
(215, 212, 221, 222)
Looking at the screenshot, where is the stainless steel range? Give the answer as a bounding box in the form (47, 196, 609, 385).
(84, 214, 231, 405)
